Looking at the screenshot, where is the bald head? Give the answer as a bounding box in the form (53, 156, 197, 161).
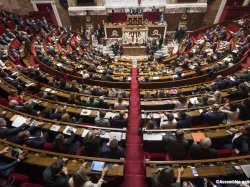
(0, 118, 7, 127)
(200, 137, 212, 149)
(175, 129, 184, 139)
(211, 104, 220, 112)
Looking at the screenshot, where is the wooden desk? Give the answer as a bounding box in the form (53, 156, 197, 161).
(123, 46, 147, 56)
(0, 139, 124, 176)
(145, 156, 250, 178)
(0, 104, 127, 141)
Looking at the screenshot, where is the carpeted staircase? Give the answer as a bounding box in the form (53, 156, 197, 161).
(121, 68, 147, 187)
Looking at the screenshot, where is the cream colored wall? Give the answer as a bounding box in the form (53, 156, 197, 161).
(203, 0, 221, 26)
(53, 0, 71, 27)
(0, 0, 34, 15)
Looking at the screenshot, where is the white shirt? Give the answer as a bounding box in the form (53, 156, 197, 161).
(219, 108, 239, 124)
(69, 177, 105, 187)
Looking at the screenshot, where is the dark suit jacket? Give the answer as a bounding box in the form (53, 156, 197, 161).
(151, 172, 180, 187)
(99, 143, 124, 159)
(189, 143, 218, 160)
(82, 136, 102, 157)
(0, 123, 26, 138)
(201, 111, 226, 126)
(42, 166, 69, 187)
(232, 134, 250, 155)
(23, 136, 47, 148)
(176, 116, 192, 129)
(111, 116, 128, 128)
(162, 134, 189, 160)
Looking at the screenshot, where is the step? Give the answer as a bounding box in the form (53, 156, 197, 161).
(126, 134, 143, 144)
(124, 161, 145, 175)
(125, 144, 144, 161)
(121, 174, 147, 187)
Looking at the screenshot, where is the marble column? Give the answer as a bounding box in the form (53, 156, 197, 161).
(166, 0, 177, 4)
(243, 0, 250, 6)
(68, 0, 77, 6)
(197, 0, 207, 3)
(214, 0, 227, 23)
(95, 0, 104, 6)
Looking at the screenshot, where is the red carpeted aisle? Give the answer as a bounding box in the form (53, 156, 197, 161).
(121, 68, 147, 187)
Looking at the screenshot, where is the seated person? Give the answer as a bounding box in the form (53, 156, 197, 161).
(176, 111, 192, 129)
(201, 104, 226, 126)
(145, 119, 158, 130)
(11, 122, 47, 148)
(94, 111, 110, 127)
(219, 102, 240, 124)
(173, 95, 190, 109)
(114, 97, 128, 110)
(111, 110, 128, 128)
(0, 117, 26, 138)
(162, 130, 189, 160)
(238, 98, 250, 121)
(99, 139, 124, 159)
(227, 124, 250, 155)
(97, 96, 110, 109)
(189, 137, 218, 160)
(85, 96, 99, 107)
(50, 107, 66, 120)
(43, 159, 69, 187)
(69, 162, 108, 187)
(81, 130, 102, 157)
(160, 113, 177, 129)
(50, 130, 76, 154)
(151, 166, 184, 187)
(0, 147, 25, 177)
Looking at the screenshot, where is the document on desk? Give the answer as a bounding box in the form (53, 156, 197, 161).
(143, 134, 165, 141)
(141, 113, 147, 119)
(109, 132, 122, 141)
(63, 126, 77, 135)
(80, 109, 91, 116)
(82, 129, 90, 137)
(189, 97, 199, 105)
(50, 125, 60, 132)
(153, 76, 159, 80)
(104, 112, 117, 119)
(11, 115, 27, 127)
(44, 88, 52, 92)
(240, 165, 250, 178)
(191, 132, 206, 142)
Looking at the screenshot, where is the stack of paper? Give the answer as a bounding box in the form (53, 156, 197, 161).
(80, 109, 91, 116)
(11, 115, 27, 127)
(63, 126, 77, 135)
(50, 125, 60, 132)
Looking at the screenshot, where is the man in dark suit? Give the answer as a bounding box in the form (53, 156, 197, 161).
(214, 75, 226, 90)
(162, 130, 190, 160)
(0, 117, 27, 138)
(12, 122, 47, 148)
(229, 124, 250, 155)
(99, 139, 124, 159)
(94, 111, 110, 127)
(111, 110, 128, 128)
(189, 137, 218, 160)
(82, 130, 102, 157)
(201, 104, 226, 126)
(0, 147, 26, 177)
(176, 111, 192, 129)
(43, 159, 69, 187)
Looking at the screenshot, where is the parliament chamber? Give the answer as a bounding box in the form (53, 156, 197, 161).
(0, 0, 249, 187)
